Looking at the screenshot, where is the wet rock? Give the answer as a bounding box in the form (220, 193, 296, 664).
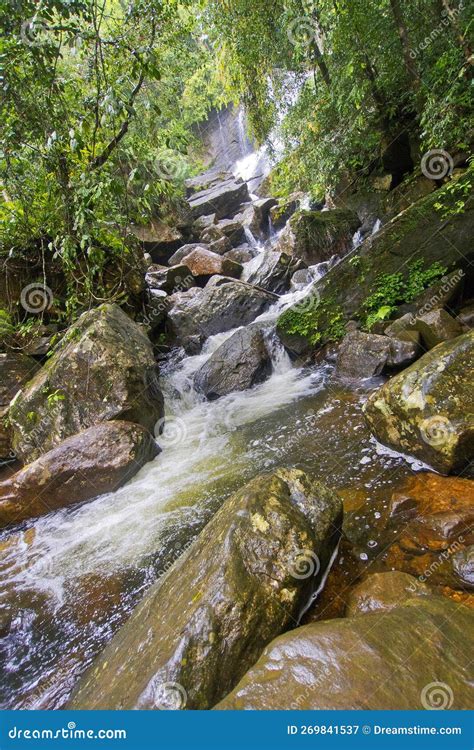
(145, 264, 194, 294)
(276, 174, 474, 351)
(179, 248, 242, 280)
(209, 236, 232, 255)
(215, 597, 473, 710)
(167, 277, 274, 352)
(194, 326, 272, 399)
(414, 309, 463, 349)
(269, 198, 299, 230)
(336, 331, 391, 378)
(0, 421, 159, 528)
(241, 248, 306, 294)
(452, 546, 474, 589)
(168, 243, 210, 266)
(215, 218, 246, 247)
(457, 303, 474, 328)
(364, 332, 474, 474)
(242, 198, 278, 240)
(345, 571, 430, 616)
(69, 469, 343, 710)
(276, 209, 360, 265)
(188, 173, 249, 220)
(0, 353, 40, 459)
(185, 170, 233, 196)
(385, 336, 420, 367)
(380, 473, 474, 588)
(9, 304, 164, 462)
(224, 246, 254, 264)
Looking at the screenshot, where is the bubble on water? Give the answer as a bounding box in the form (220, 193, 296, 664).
(367, 540, 377, 548)
(374, 511, 381, 519)
(360, 552, 368, 561)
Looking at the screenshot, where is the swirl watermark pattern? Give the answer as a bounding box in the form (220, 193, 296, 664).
(421, 149, 453, 180)
(20, 16, 49, 47)
(153, 681, 187, 710)
(155, 150, 188, 182)
(20, 283, 53, 314)
(155, 416, 188, 448)
(421, 681, 454, 710)
(289, 549, 320, 580)
(419, 415, 455, 447)
(287, 17, 323, 50)
(291, 285, 321, 314)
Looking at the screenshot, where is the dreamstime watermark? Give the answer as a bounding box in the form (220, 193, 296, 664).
(287, 16, 324, 50)
(291, 285, 321, 314)
(403, 269, 465, 327)
(289, 549, 321, 580)
(155, 416, 188, 449)
(408, 536, 465, 591)
(155, 150, 188, 182)
(20, 282, 53, 314)
(143, 272, 194, 327)
(263, 410, 318, 466)
(421, 149, 454, 180)
(419, 415, 455, 447)
(410, 3, 464, 59)
(420, 681, 454, 710)
(153, 681, 187, 710)
(20, 16, 49, 47)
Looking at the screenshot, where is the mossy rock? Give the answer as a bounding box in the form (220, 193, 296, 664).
(277, 173, 474, 353)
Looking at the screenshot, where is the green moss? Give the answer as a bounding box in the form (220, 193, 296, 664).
(362, 260, 447, 330)
(278, 297, 346, 345)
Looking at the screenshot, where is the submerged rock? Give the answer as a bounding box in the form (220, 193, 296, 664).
(345, 571, 430, 616)
(194, 326, 272, 399)
(215, 597, 473, 709)
(9, 304, 164, 462)
(167, 277, 275, 352)
(364, 331, 474, 474)
(0, 421, 159, 528)
(69, 469, 342, 710)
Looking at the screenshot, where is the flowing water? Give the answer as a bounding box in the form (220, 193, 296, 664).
(0, 156, 422, 710)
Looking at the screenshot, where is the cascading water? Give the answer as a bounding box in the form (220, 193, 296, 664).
(0, 139, 420, 711)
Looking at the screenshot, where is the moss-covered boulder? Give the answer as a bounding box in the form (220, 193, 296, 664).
(0, 421, 159, 528)
(9, 304, 164, 462)
(276, 173, 474, 353)
(364, 332, 474, 475)
(276, 208, 360, 265)
(215, 597, 473, 709)
(0, 353, 40, 459)
(69, 469, 342, 710)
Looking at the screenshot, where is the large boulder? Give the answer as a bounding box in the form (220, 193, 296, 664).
(180, 248, 242, 281)
(130, 219, 184, 264)
(276, 173, 474, 353)
(69, 470, 342, 710)
(9, 304, 164, 462)
(168, 243, 210, 266)
(167, 277, 275, 352)
(345, 571, 430, 616)
(364, 332, 474, 475)
(215, 597, 473, 709)
(215, 218, 246, 247)
(0, 421, 159, 529)
(241, 198, 278, 241)
(194, 326, 272, 399)
(275, 208, 360, 265)
(145, 264, 194, 295)
(335, 330, 418, 378)
(0, 353, 40, 459)
(187, 172, 249, 220)
(241, 248, 305, 294)
(414, 309, 463, 349)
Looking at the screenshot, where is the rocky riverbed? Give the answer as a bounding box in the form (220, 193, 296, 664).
(0, 163, 473, 711)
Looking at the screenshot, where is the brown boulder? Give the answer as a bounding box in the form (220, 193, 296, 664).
(0, 421, 159, 528)
(181, 248, 242, 280)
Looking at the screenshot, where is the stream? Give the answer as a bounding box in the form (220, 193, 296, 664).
(0, 157, 427, 711)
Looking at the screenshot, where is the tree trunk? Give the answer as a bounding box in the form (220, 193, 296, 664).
(389, 0, 423, 105)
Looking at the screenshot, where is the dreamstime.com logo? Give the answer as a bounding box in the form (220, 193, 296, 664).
(7, 721, 127, 740)
(20, 282, 53, 314)
(421, 149, 454, 180)
(420, 681, 454, 710)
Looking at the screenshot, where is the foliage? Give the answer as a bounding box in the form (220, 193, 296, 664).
(363, 260, 447, 329)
